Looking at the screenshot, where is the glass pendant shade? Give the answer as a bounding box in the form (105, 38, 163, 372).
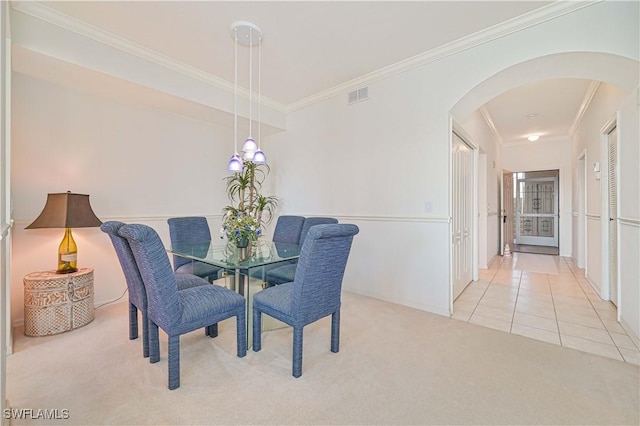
(252, 149, 266, 164)
(227, 154, 243, 172)
(242, 137, 258, 154)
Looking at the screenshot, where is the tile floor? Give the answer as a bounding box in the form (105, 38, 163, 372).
(453, 253, 640, 365)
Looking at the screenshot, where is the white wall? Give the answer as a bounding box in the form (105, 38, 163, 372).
(9, 73, 239, 323)
(572, 82, 640, 338)
(8, 1, 640, 327)
(264, 1, 639, 316)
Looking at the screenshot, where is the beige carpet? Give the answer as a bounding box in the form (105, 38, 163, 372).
(6, 291, 639, 425)
(514, 253, 559, 274)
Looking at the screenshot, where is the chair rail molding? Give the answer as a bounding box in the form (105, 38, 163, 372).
(300, 214, 451, 224)
(619, 217, 640, 227)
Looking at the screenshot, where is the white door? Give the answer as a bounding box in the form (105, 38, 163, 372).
(515, 176, 559, 247)
(576, 154, 586, 269)
(502, 171, 514, 254)
(607, 127, 618, 306)
(452, 133, 473, 299)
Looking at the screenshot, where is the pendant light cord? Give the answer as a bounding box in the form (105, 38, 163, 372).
(248, 28, 253, 139)
(234, 27, 238, 155)
(258, 36, 261, 148)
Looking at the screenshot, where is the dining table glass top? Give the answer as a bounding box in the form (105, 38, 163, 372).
(168, 239, 301, 270)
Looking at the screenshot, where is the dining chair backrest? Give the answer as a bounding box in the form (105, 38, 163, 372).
(291, 223, 359, 324)
(100, 221, 146, 309)
(120, 224, 182, 330)
(298, 217, 339, 246)
(272, 215, 305, 244)
(167, 216, 212, 270)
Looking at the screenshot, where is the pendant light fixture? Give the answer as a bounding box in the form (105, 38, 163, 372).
(227, 23, 243, 172)
(252, 37, 267, 165)
(227, 21, 266, 172)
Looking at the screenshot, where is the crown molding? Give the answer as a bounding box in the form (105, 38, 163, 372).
(569, 80, 601, 136)
(11, 0, 600, 114)
(10, 0, 288, 113)
(286, 1, 600, 112)
(479, 106, 503, 146)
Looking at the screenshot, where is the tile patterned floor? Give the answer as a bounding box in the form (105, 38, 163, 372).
(453, 253, 640, 365)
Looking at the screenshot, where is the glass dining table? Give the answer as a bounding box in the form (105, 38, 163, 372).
(167, 239, 301, 343)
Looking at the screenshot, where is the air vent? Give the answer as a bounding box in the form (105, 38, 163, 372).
(348, 86, 369, 105)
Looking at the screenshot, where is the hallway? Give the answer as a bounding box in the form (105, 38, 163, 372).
(453, 253, 639, 365)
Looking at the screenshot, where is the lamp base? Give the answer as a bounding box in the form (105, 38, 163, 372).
(57, 227, 78, 274)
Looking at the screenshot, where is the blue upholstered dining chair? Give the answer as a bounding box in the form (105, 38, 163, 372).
(265, 217, 339, 285)
(253, 223, 359, 377)
(119, 223, 246, 390)
(101, 221, 213, 358)
(254, 215, 305, 280)
(167, 216, 222, 283)
(272, 215, 305, 244)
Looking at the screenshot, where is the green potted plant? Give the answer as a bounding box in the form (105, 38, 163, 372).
(221, 161, 278, 248)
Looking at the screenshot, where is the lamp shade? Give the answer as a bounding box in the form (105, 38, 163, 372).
(26, 191, 102, 229)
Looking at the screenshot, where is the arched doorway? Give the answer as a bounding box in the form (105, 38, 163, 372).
(448, 51, 639, 354)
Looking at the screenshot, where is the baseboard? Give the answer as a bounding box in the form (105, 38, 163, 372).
(486, 254, 500, 269)
(584, 273, 601, 298)
(620, 319, 640, 348)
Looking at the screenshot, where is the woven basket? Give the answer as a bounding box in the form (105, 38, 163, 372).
(24, 268, 94, 337)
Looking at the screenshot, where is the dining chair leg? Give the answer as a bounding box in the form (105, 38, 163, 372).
(168, 334, 180, 390)
(292, 326, 303, 378)
(205, 323, 218, 338)
(142, 308, 149, 358)
(129, 303, 138, 340)
(331, 310, 340, 353)
(237, 310, 247, 357)
(149, 320, 160, 363)
(252, 308, 262, 352)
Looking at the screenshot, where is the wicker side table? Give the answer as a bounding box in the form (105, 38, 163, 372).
(23, 268, 95, 337)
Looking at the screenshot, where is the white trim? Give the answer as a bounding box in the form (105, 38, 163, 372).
(0, 221, 10, 240)
(13, 214, 451, 226)
(479, 106, 503, 146)
(619, 217, 640, 227)
(569, 81, 601, 136)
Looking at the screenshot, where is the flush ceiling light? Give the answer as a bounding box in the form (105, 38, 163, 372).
(227, 21, 267, 172)
(527, 135, 540, 142)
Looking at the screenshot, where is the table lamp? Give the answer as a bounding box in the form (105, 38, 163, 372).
(26, 191, 102, 274)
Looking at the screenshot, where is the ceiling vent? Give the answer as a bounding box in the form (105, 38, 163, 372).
(348, 86, 369, 105)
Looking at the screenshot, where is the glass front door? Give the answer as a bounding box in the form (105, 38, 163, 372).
(515, 176, 558, 247)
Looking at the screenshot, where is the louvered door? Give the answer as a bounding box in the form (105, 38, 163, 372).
(607, 126, 618, 306)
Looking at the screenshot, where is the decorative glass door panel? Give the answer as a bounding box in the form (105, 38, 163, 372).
(515, 177, 558, 247)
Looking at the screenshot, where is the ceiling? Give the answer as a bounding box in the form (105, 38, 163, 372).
(12, 1, 598, 144)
